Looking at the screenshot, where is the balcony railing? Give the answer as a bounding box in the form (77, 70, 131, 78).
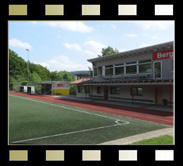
(91, 71, 173, 82)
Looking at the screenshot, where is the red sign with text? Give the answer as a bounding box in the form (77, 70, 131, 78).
(57, 84, 63, 87)
(153, 49, 173, 61)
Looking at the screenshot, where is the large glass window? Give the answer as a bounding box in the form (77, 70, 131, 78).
(105, 65, 113, 76)
(115, 67, 124, 75)
(139, 63, 152, 73)
(139, 59, 152, 73)
(126, 65, 137, 74)
(115, 64, 124, 75)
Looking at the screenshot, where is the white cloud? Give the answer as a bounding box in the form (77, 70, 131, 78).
(63, 40, 107, 58)
(125, 33, 137, 37)
(134, 21, 174, 30)
(43, 21, 93, 33)
(9, 38, 32, 50)
(118, 48, 127, 52)
(64, 43, 82, 51)
(83, 40, 107, 57)
(38, 55, 90, 71)
(140, 43, 152, 48)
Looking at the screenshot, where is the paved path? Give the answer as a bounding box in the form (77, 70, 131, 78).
(99, 128, 173, 145)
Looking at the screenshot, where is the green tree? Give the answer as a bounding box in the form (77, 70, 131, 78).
(29, 63, 51, 81)
(29, 71, 42, 83)
(9, 49, 28, 80)
(50, 71, 59, 81)
(99, 46, 119, 57)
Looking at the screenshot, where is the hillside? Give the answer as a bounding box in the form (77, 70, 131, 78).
(9, 49, 75, 90)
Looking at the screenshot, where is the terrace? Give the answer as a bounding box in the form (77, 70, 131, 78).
(84, 70, 173, 85)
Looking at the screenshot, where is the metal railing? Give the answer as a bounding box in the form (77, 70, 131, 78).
(91, 71, 173, 82)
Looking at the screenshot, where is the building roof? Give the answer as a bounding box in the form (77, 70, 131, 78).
(87, 41, 173, 63)
(70, 78, 91, 85)
(37, 81, 69, 85)
(70, 70, 91, 76)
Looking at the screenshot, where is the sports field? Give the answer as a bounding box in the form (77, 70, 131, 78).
(9, 94, 169, 145)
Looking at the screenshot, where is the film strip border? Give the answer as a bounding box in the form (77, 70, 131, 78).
(8, 4, 174, 16)
(7, 149, 175, 161)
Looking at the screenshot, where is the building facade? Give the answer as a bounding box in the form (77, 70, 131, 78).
(40, 81, 70, 95)
(72, 42, 174, 106)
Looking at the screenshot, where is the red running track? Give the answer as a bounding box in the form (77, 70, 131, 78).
(9, 91, 173, 126)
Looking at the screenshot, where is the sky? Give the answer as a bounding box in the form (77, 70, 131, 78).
(9, 21, 174, 72)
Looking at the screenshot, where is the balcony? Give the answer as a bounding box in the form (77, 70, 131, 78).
(85, 71, 173, 85)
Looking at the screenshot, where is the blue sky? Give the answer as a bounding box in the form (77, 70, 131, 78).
(9, 21, 174, 72)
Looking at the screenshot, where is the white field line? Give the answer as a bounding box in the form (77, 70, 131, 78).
(9, 94, 129, 144)
(11, 120, 122, 144)
(9, 94, 130, 123)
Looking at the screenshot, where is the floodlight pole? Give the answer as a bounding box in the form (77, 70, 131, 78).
(26, 49, 30, 86)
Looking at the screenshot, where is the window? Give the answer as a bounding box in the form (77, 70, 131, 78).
(98, 66, 102, 76)
(115, 64, 124, 75)
(131, 87, 143, 96)
(97, 87, 101, 94)
(78, 86, 83, 93)
(139, 63, 152, 73)
(139, 59, 152, 73)
(126, 65, 137, 74)
(115, 66, 124, 75)
(110, 87, 120, 94)
(94, 67, 97, 76)
(105, 65, 113, 76)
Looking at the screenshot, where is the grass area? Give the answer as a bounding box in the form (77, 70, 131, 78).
(9, 94, 168, 145)
(132, 135, 173, 145)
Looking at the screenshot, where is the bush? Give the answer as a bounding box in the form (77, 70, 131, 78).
(21, 81, 28, 86)
(70, 85, 76, 95)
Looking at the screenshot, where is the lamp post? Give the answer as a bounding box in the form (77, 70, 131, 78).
(26, 49, 29, 86)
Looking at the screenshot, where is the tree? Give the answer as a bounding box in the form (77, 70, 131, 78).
(29, 71, 42, 83)
(99, 46, 119, 57)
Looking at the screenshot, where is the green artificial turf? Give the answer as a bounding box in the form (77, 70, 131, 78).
(9, 94, 168, 145)
(132, 135, 173, 145)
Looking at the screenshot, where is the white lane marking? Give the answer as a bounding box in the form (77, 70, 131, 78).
(9, 94, 130, 143)
(11, 121, 124, 144)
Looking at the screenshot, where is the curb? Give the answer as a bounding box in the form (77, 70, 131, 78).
(99, 128, 173, 145)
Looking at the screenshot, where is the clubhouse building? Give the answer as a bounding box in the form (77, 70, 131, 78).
(71, 41, 174, 106)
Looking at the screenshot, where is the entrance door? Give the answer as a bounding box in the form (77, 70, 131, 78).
(104, 87, 108, 100)
(155, 87, 163, 104)
(153, 62, 162, 79)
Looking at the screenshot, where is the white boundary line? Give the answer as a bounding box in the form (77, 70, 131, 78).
(11, 120, 122, 144)
(9, 94, 130, 122)
(9, 94, 130, 144)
